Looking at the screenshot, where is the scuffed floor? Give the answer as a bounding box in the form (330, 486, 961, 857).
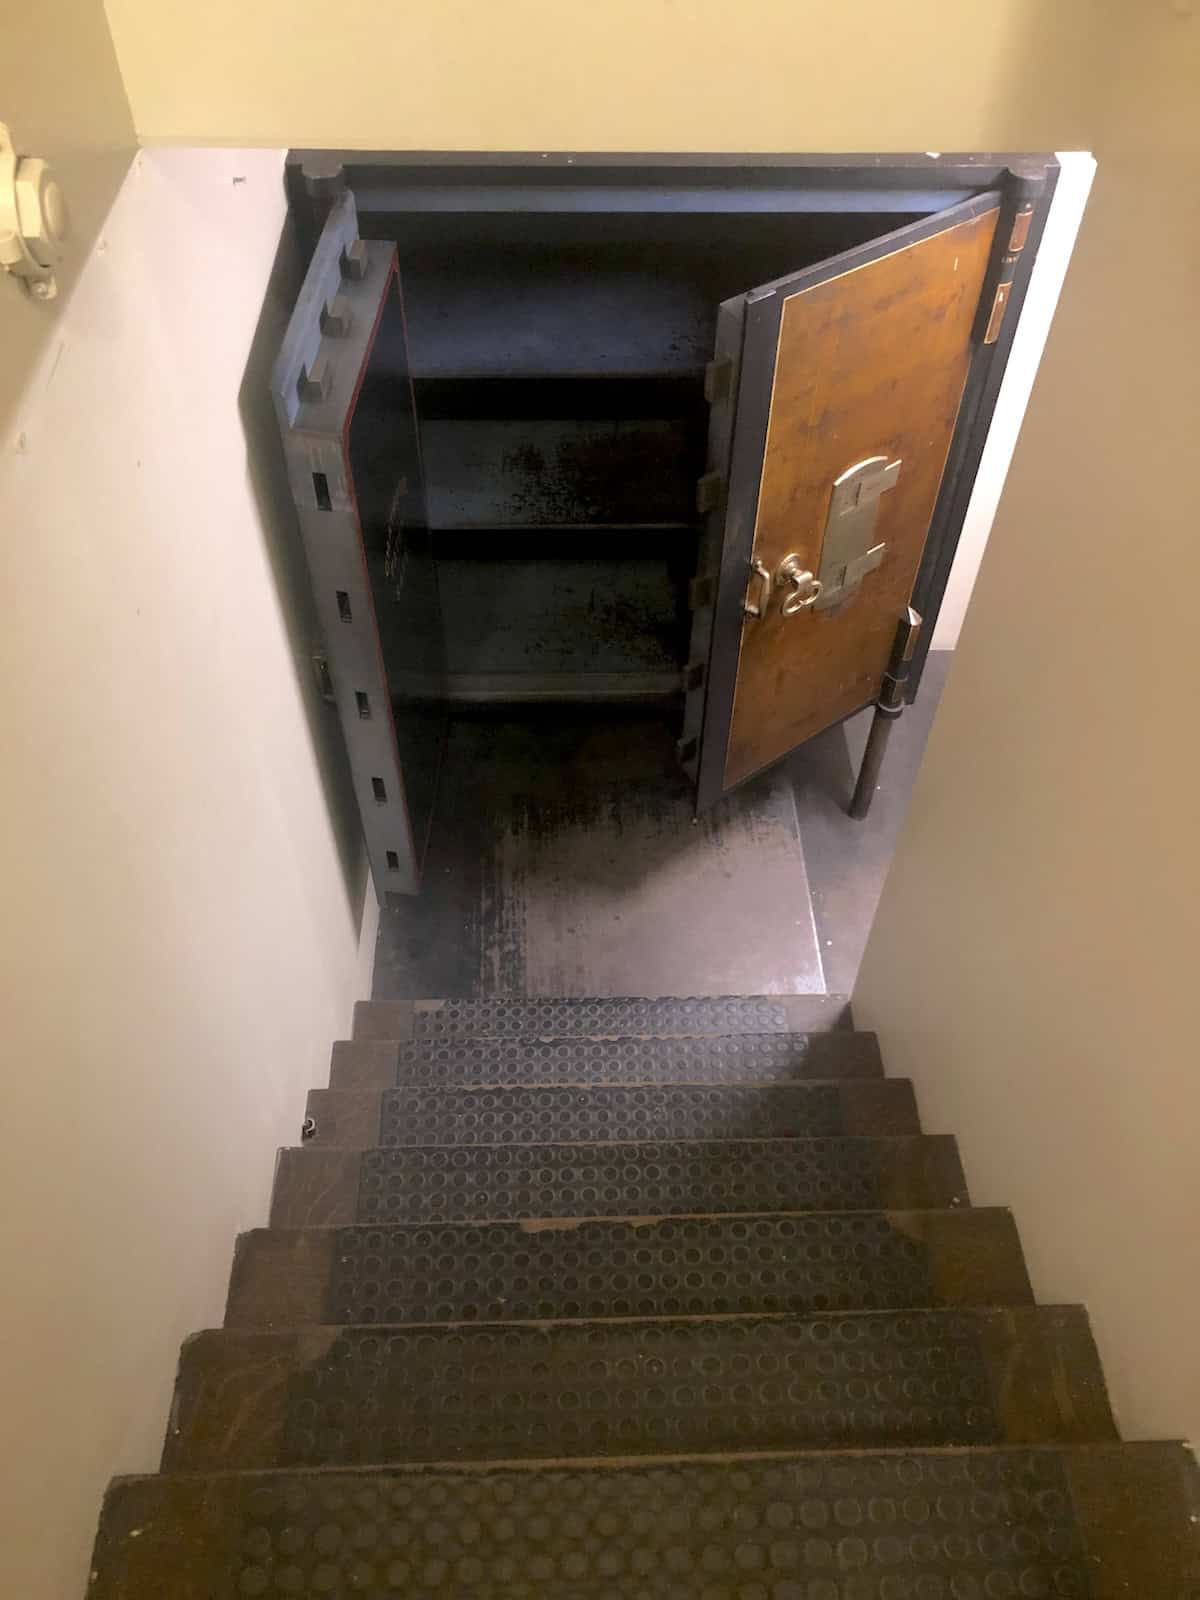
(374, 710, 823, 999)
(373, 654, 951, 1001)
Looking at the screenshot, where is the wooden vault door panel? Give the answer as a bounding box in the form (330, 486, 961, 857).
(722, 203, 998, 793)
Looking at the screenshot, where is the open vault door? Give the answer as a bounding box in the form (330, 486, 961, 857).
(691, 191, 1001, 808)
(272, 194, 444, 897)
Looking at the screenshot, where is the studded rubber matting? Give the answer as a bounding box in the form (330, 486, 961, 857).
(274, 1313, 1002, 1466)
(355, 1138, 946, 1224)
(378, 1084, 871, 1146)
(220, 1451, 1089, 1597)
(324, 1213, 937, 1323)
(414, 996, 794, 1039)
(392, 1032, 881, 1085)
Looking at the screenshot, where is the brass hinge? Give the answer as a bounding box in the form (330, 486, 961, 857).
(695, 471, 724, 515)
(1008, 204, 1035, 253)
(982, 202, 1034, 347)
(703, 359, 733, 404)
(983, 278, 1015, 345)
(688, 574, 717, 611)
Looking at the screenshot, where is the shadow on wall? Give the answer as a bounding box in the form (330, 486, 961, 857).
(969, 0, 1111, 151)
(237, 204, 371, 916)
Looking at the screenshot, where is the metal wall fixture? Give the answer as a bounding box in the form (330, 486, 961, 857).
(0, 122, 70, 300)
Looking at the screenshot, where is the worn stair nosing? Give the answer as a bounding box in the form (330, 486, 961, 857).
(278, 1133, 953, 1153)
(206, 1302, 1088, 1334)
(332, 1077, 886, 1087)
(113, 1438, 1198, 1479)
(256, 1202, 998, 1236)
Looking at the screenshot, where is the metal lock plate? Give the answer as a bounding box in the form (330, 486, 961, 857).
(814, 455, 901, 610)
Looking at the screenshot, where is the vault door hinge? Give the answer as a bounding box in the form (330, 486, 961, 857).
(982, 201, 1035, 346)
(982, 279, 1014, 345)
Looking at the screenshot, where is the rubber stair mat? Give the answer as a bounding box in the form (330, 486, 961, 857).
(329, 1031, 884, 1090)
(352, 995, 851, 1043)
(302, 1081, 919, 1148)
(404, 994, 845, 1039)
(269, 1136, 968, 1227)
(89, 1444, 1200, 1597)
(227, 1210, 1034, 1329)
(165, 1307, 1114, 1471)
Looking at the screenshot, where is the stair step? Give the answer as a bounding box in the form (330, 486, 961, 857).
(228, 1209, 1033, 1329)
(303, 1081, 920, 1148)
(89, 1444, 1200, 1597)
(330, 1030, 884, 1090)
(269, 1136, 969, 1227)
(353, 993, 852, 1042)
(165, 1307, 1115, 1472)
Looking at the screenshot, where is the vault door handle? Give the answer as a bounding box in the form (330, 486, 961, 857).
(777, 554, 822, 616)
(744, 559, 773, 619)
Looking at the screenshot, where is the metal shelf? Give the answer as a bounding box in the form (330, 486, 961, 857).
(422, 417, 702, 531)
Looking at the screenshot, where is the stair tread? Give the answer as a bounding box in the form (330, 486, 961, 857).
(270, 1136, 969, 1227)
(89, 1443, 1200, 1597)
(414, 996, 847, 1039)
(226, 1210, 1033, 1328)
(330, 1031, 884, 1090)
(84, 977, 1200, 1596)
(354, 994, 852, 1042)
(166, 1306, 1115, 1472)
(304, 1081, 920, 1148)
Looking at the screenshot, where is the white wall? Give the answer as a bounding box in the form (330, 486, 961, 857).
(101, 0, 1107, 151)
(0, 148, 377, 1600)
(931, 151, 1095, 648)
(856, 4, 1200, 1448)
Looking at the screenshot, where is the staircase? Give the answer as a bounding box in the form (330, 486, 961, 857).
(88, 995, 1200, 1594)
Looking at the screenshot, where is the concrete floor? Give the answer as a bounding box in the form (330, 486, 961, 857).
(373, 651, 951, 1001)
(788, 649, 951, 997)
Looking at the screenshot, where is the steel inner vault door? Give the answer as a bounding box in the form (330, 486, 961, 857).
(272, 194, 444, 896)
